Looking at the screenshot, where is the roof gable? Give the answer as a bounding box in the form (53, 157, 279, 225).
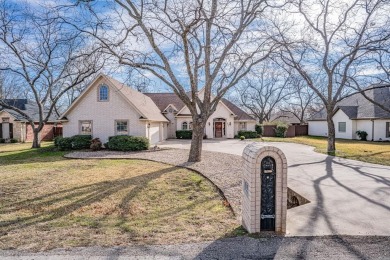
(60, 74, 168, 122)
(308, 86, 390, 120)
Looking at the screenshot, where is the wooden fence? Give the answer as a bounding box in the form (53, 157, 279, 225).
(263, 125, 308, 137)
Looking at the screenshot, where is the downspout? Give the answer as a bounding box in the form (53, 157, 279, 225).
(371, 119, 375, 141)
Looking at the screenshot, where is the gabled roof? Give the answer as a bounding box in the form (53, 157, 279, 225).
(269, 111, 302, 124)
(144, 93, 185, 112)
(308, 86, 390, 121)
(145, 92, 254, 121)
(221, 98, 254, 121)
(60, 74, 168, 122)
(0, 99, 57, 122)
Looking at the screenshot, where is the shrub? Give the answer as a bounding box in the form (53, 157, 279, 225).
(176, 130, 192, 139)
(107, 135, 149, 151)
(237, 130, 257, 139)
(255, 124, 263, 136)
(57, 137, 73, 150)
(275, 123, 289, 138)
(54, 136, 62, 147)
(90, 138, 102, 151)
(356, 130, 368, 141)
(10, 138, 18, 143)
(71, 135, 92, 150)
(240, 136, 245, 140)
(0, 138, 5, 143)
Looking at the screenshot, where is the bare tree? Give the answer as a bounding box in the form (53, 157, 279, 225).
(237, 62, 291, 124)
(280, 76, 319, 124)
(0, 1, 103, 148)
(71, 0, 279, 162)
(273, 0, 390, 154)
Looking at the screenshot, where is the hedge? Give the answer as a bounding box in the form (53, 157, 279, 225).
(71, 135, 92, 149)
(237, 130, 258, 139)
(56, 135, 92, 150)
(275, 123, 288, 138)
(107, 135, 149, 151)
(57, 137, 73, 150)
(176, 130, 192, 139)
(255, 124, 263, 136)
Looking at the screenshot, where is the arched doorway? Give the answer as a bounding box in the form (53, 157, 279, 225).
(213, 118, 226, 138)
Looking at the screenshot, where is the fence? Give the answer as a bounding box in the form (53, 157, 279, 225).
(262, 125, 308, 137)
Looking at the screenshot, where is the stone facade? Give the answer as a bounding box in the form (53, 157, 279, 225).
(242, 143, 288, 233)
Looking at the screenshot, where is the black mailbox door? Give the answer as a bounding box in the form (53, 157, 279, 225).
(260, 156, 276, 231)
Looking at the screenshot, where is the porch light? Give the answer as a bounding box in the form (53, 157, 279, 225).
(147, 123, 150, 128)
(208, 122, 210, 126)
(229, 122, 231, 126)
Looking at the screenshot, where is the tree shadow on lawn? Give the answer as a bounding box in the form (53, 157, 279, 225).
(0, 166, 178, 235)
(0, 146, 67, 166)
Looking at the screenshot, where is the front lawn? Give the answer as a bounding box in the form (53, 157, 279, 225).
(258, 136, 390, 166)
(0, 143, 237, 251)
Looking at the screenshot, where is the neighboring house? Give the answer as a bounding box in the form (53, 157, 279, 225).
(59, 74, 256, 144)
(0, 99, 60, 142)
(308, 86, 390, 141)
(269, 111, 304, 125)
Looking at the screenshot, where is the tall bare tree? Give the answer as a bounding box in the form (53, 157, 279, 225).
(280, 76, 319, 124)
(0, 1, 103, 148)
(273, 0, 390, 154)
(237, 62, 291, 124)
(72, 0, 279, 162)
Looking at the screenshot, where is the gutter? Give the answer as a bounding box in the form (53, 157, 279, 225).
(371, 119, 375, 141)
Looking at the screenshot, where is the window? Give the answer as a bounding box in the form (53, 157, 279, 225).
(182, 122, 188, 130)
(80, 121, 92, 135)
(98, 85, 109, 101)
(240, 122, 247, 130)
(338, 122, 346, 133)
(386, 122, 390, 138)
(116, 120, 128, 135)
(2, 117, 10, 123)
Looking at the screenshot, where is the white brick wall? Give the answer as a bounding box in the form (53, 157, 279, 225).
(63, 78, 147, 143)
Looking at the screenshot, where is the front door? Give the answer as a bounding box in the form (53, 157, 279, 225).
(214, 122, 223, 138)
(260, 156, 276, 231)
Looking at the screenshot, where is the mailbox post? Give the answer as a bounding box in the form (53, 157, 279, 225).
(242, 143, 288, 233)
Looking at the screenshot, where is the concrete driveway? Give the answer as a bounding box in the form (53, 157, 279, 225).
(159, 139, 390, 236)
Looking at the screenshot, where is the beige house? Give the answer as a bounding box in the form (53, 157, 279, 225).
(60, 74, 256, 144)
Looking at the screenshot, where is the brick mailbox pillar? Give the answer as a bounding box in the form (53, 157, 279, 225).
(242, 143, 288, 233)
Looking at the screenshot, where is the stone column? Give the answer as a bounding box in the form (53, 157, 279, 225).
(242, 143, 288, 233)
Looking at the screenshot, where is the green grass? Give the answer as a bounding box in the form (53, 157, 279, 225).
(0, 142, 238, 251)
(256, 136, 390, 166)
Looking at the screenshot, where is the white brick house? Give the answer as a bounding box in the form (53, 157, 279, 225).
(308, 86, 390, 141)
(60, 74, 256, 144)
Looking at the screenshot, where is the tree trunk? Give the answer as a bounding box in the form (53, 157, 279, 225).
(188, 119, 205, 162)
(31, 129, 41, 148)
(326, 113, 336, 155)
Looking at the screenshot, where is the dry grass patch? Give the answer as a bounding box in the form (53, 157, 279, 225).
(0, 143, 237, 251)
(257, 136, 390, 166)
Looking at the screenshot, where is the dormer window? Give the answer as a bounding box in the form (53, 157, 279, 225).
(98, 85, 109, 101)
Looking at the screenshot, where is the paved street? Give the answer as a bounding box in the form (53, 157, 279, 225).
(159, 139, 390, 236)
(1, 236, 390, 259)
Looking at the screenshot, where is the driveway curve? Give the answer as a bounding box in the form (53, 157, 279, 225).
(159, 139, 390, 236)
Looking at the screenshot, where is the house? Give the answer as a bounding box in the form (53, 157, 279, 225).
(0, 99, 61, 142)
(269, 111, 305, 125)
(308, 86, 390, 141)
(59, 74, 256, 144)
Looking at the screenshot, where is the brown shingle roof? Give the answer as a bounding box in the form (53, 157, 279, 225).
(144, 93, 185, 112)
(145, 92, 254, 121)
(221, 98, 255, 121)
